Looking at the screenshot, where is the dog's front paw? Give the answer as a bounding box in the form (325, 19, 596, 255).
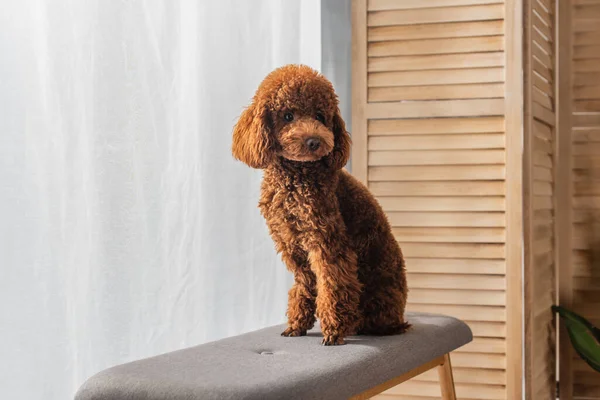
(281, 327, 307, 337)
(322, 334, 345, 346)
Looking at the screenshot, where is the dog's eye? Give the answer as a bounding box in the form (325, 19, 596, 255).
(284, 112, 294, 122)
(316, 113, 325, 124)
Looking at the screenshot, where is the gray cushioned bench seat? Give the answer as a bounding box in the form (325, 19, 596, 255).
(75, 312, 472, 400)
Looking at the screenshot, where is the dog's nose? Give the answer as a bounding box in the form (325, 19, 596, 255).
(306, 137, 321, 152)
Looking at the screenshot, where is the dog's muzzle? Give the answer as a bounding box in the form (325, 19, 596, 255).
(306, 137, 321, 152)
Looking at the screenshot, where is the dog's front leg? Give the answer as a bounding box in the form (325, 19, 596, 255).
(309, 235, 362, 346)
(281, 250, 317, 337)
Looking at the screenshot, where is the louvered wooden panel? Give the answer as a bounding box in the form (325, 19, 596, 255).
(570, 0, 600, 399)
(524, 1, 557, 398)
(352, 1, 517, 399)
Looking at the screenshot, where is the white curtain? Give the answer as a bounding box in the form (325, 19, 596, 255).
(0, 1, 325, 399)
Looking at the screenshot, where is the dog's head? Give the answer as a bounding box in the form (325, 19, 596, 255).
(232, 64, 350, 170)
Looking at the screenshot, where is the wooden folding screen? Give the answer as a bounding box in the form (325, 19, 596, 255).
(523, 0, 558, 399)
(568, 0, 600, 398)
(351, 1, 522, 399)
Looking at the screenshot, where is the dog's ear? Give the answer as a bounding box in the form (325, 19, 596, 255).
(232, 99, 273, 169)
(328, 108, 351, 170)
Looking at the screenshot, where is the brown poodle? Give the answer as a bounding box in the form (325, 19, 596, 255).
(232, 64, 409, 345)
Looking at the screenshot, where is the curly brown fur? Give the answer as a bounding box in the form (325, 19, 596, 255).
(232, 64, 409, 345)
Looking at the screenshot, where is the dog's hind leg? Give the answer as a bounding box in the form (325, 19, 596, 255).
(359, 285, 409, 335)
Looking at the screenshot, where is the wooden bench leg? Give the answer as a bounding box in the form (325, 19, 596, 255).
(437, 353, 457, 400)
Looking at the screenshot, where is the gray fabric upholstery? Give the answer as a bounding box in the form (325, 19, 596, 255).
(75, 312, 472, 400)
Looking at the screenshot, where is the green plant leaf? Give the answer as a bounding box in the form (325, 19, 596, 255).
(553, 305, 600, 373)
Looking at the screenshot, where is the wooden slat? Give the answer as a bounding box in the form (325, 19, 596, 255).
(573, 19, 600, 33)
(368, 68, 504, 87)
(401, 242, 505, 258)
(534, 119, 553, 140)
(388, 211, 505, 227)
(380, 196, 505, 211)
(367, 0, 504, 11)
(533, 150, 552, 168)
(368, 83, 504, 102)
(366, 99, 505, 119)
(394, 227, 505, 243)
(573, 276, 600, 291)
(533, 102, 556, 126)
(534, 72, 554, 97)
(368, 133, 505, 150)
(368, 52, 505, 72)
(368, 116, 504, 135)
(368, 165, 505, 181)
(405, 258, 505, 275)
(409, 288, 505, 306)
(575, 59, 600, 73)
(575, 100, 600, 111)
(367, 4, 505, 27)
(572, 371, 600, 387)
(574, 4, 600, 19)
(368, 20, 504, 42)
(533, 57, 553, 83)
(573, 303, 600, 318)
(574, 72, 600, 86)
(415, 366, 506, 385)
(573, 290, 600, 305)
(573, 128, 600, 142)
(574, 208, 594, 223)
(533, 87, 553, 110)
(460, 338, 506, 354)
(572, 194, 600, 207)
(408, 273, 505, 290)
(573, 155, 600, 169)
(574, 0, 600, 6)
(573, 143, 600, 155)
(533, 135, 553, 154)
(574, 384, 600, 398)
(574, 45, 600, 59)
(575, 31, 600, 46)
(467, 321, 507, 337)
(533, 195, 553, 209)
(408, 304, 506, 321)
(573, 112, 600, 127)
(368, 36, 504, 57)
(574, 85, 600, 100)
(369, 149, 505, 166)
(451, 352, 507, 369)
(369, 181, 505, 196)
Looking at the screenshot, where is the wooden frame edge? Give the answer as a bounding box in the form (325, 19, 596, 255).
(350, 0, 368, 184)
(556, 0, 574, 399)
(505, 0, 525, 399)
(523, 0, 534, 398)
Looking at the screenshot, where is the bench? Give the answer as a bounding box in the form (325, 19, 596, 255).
(75, 312, 472, 399)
